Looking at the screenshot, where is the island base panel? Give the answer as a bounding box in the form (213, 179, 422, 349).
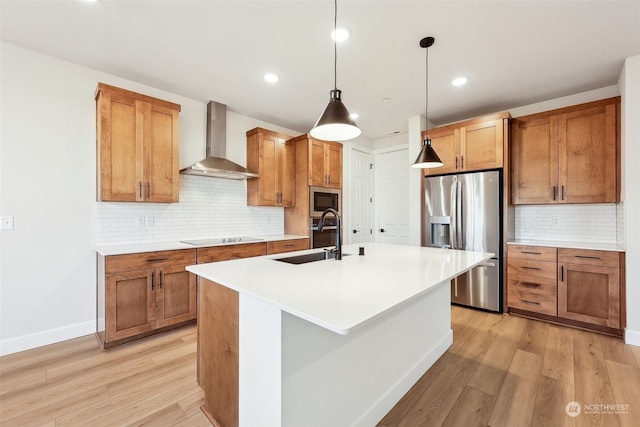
(281, 281, 452, 426)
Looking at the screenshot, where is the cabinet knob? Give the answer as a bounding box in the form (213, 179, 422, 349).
(380, 228, 386, 233)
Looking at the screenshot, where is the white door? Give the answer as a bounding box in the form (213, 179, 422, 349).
(349, 147, 373, 244)
(376, 147, 410, 245)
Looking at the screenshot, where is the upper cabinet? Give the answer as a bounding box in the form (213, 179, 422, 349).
(423, 113, 509, 176)
(511, 97, 620, 205)
(96, 83, 181, 203)
(246, 127, 295, 207)
(307, 138, 343, 188)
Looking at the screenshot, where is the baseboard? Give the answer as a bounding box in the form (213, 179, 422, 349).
(353, 329, 454, 427)
(625, 327, 640, 346)
(0, 320, 95, 356)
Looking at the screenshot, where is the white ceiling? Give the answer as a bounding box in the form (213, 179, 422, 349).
(2, 0, 639, 141)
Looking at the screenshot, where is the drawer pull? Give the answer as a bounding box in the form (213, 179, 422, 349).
(285, 244, 295, 248)
(146, 258, 168, 263)
(521, 251, 542, 255)
(521, 266, 542, 271)
(575, 255, 600, 260)
(521, 299, 541, 306)
(521, 282, 541, 288)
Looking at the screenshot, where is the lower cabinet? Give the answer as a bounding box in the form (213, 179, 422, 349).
(507, 244, 624, 335)
(558, 248, 621, 329)
(97, 249, 197, 349)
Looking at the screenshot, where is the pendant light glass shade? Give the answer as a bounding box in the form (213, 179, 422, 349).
(411, 138, 443, 168)
(411, 36, 443, 169)
(310, 89, 361, 141)
(310, 0, 361, 141)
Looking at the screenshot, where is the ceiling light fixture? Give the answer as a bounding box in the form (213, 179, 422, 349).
(331, 26, 350, 43)
(411, 36, 443, 169)
(451, 76, 468, 87)
(310, 0, 361, 142)
(264, 73, 279, 83)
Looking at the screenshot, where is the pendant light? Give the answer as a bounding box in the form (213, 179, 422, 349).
(411, 36, 443, 169)
(310, 0, 361, 141)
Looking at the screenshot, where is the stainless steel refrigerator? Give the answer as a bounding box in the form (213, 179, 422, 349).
(422, 170, 502, 312)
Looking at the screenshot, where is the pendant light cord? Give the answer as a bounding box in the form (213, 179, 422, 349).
(334, 0, 338, 91)
(425, 43, 429, 140)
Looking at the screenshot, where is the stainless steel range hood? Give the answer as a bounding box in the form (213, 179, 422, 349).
(180, 101, 258, 179)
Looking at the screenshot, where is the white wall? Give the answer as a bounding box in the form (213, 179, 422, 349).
(0, 42, 301, 355)
(619, 55, 640, 346)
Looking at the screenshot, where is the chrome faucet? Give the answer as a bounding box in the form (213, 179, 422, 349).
(317, 208, 342, 260)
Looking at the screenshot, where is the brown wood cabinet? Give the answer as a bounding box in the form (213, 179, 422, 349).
(266, 238, 309, 254)
(511, 97, 620, 205)
(290, 135, 343, 189)
(97, 249, 196, 348)
(246, 128, 295, 207)
(96, 83, 181, 203)
(423, 113, 509, 175)
(558, 248, 621, 329)
(507, 245, 558, 316)
(196, 242, 267, 264)
(507, 244, 625, 336)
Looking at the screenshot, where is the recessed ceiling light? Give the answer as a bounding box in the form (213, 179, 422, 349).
(331, 26, 350, 43)
(451, 76, 468, 87)
(350, 112, 359, 120)
(382, 97, 391, 102)
(264, 73, 279, 84)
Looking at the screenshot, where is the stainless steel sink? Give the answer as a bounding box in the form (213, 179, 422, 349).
(274, 251, 351, 264)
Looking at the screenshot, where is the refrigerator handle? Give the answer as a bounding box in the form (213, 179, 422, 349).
(456, 180, 463, 249)
(450, 180, 457, 249)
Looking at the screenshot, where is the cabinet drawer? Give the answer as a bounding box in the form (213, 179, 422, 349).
(106, 249, 196, 273)
(197, 242, 267, 264)
(508, 259, 557, 280)
(558, 248, 620, 267)
(508, 245, 557, 262)
(266, 238, 309, 254)
(508, 277, 557, 316)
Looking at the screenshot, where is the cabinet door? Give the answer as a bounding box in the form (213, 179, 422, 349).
(308, 139, 328, 187)
(511, 116, 559, 204)
(558, 263, 620, 328)
(325, 142, 343, 188)
(156, 265, 196, 328)
(460, 119, 503, 171)
(258, 132, 280, 205)
(97, 91, 144, 202)
(558, 104, 617, 203)
(144, 103, 180, 203)
(278, 139, 296, 206)
(423, 128, 459, 176)
(105, 269, 155, 342)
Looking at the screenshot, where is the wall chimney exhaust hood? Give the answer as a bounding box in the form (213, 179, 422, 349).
(180, 101, 258, 179)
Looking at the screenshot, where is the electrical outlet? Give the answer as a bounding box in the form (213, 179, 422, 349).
(145, 216, 154, 227)
(137, 216, 145, 226)
(1, 216, 14, 230)
(553, 217, 559, 225)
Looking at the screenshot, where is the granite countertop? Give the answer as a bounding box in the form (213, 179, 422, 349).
(95, 234, 309, 256)
(507, 239, 625, 252)
(187, 243, 493, 335)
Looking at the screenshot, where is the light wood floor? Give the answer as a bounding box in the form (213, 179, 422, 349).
(2, 307, 639, 426)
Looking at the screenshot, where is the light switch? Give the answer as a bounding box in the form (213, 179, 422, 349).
(1, 216, 14, 230)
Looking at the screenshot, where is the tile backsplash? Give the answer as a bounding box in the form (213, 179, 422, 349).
(94, 175, 284, 246)
(514, 203, 623, 245)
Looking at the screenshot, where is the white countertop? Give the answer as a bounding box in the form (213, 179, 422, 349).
(95, 234, 308, 256)
(187, 243, 493, 335)
(508, 239, 625, 252)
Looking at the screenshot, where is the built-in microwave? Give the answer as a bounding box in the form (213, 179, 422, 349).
(309, 186, 341, 217)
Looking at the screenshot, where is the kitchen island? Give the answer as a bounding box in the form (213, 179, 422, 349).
(187, 242, 492, 427)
